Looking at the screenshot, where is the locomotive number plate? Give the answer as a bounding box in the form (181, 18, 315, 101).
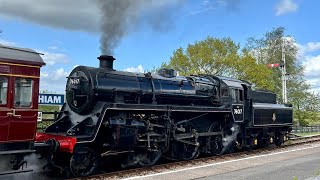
(69, 78, 80, 85)
(232, 104, 244, 122)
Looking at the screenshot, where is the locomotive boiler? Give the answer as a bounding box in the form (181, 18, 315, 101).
(35, 55, 293, 177)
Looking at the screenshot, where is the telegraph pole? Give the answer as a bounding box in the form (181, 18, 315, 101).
(281, 38, 287, 103)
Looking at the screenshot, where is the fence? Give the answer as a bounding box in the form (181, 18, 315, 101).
(291, 125, 320, 133)
(37, 111, 59, 131)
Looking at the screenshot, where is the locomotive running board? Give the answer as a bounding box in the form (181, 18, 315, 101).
(0, 169, 33, 176)
(108, 103, 231, 113)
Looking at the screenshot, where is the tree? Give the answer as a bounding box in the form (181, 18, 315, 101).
(235, 50, 274, 91)
(163, 36, 274, 91)
(245, 27, 305, 102)
(163, 37, 240, 77)
(245, 27, 319, 125)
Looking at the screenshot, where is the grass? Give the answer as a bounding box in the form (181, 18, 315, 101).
(293, 132, 320, 137)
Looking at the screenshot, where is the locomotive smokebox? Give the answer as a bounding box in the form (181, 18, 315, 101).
(98, 55, 115, 70)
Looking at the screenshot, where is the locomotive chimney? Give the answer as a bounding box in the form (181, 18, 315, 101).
(98, 55, 115, 70)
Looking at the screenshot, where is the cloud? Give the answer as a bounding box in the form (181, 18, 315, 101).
(303, 55, 320, 91)
(38, 50, 69, 66)
(0, 0, 100, 32)
(52, 68, 69, 80)
(48, 46, 59, 51)
(0, 39, 69, 66)
(40, 68, 70, 93)
(298, 41, 320, 92)
(0, 0, 183, 34)
(296, 41, 320, 59)
(275, 0, 298, 16)
(0, 39, 16, 46)
(123, 65, 144, 73)
(304, 42, 320, 52)
(187, 0, 239, 16)
(304, 55, 320, 76)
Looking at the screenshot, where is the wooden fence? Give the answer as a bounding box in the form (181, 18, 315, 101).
(37, 111, 59, 131)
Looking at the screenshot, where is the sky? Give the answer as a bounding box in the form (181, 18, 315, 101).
(0, 0, 319, 93)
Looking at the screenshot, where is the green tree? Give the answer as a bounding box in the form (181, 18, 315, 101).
(235, 50, 274, 90)
(245, 27, 319, 125)
(245, 27, 305, 102)
(163, 36, 273, 91)
(163, 37, 240, 77)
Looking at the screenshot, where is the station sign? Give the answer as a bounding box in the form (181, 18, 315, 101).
(39, 93, 65, 105)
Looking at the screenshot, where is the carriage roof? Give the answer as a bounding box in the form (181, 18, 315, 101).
(0, 44, 45, 66)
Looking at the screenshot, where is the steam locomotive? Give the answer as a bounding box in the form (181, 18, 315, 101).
(35, 55, 293, 177)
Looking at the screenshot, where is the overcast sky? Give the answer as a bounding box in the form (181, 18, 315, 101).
(0, 0, 319, 93)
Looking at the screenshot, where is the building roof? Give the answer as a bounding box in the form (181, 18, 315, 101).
(0, 44, 45, 66)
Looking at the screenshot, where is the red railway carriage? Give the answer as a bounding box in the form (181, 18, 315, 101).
(0, 45, 44, 162)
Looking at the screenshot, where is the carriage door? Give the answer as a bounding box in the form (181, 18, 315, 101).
(8, 77, 37, 141)
(0, 76, 10, 142)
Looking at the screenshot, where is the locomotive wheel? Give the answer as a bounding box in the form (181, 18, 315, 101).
(208, 122, 224, 155)
(172, 141, 199, 160)
(275, 134, 283, 147)
(209, 135, 224, 155)
(69, 148, 99, 177)
(138, 150, 162, 166)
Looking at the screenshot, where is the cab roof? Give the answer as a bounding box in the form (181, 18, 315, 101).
(216, 76, 251, 89)
(0, 44, 45, 66)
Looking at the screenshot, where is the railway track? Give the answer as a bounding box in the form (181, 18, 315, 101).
(70, 134, 320, 180)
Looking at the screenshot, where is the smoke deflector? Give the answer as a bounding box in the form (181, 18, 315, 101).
(98, 55, 115, 70)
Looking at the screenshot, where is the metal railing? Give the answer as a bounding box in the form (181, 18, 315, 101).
(291, 125, 320, 133)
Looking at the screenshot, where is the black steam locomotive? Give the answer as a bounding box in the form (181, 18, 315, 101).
(35, 55, 293, 177)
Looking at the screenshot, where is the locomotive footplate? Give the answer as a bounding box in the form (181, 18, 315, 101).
(107, 103, 231, 113)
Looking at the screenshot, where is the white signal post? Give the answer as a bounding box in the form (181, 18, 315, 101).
(281, 38, 287, 104)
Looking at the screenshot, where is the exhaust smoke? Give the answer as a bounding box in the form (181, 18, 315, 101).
(96, 0, 184, 54)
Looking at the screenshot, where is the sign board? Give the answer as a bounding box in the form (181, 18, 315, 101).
(37, 112, 42, 122)
(39, 93, 65, 105)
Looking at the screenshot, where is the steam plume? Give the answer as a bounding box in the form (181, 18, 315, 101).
(96, 0, 183, 54)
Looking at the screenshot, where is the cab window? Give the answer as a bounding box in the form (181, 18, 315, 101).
(14, 78, 33, 107)
(230, 88, 244, 102)
(221, 83, 229, 97)
(0, 77, 8, 105)
(230, 88, 237, 102)
(239, 89, 244, 101)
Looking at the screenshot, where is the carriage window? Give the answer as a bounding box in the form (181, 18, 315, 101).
(14, 78, 33, 107)
(0, 77, 8, 105)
